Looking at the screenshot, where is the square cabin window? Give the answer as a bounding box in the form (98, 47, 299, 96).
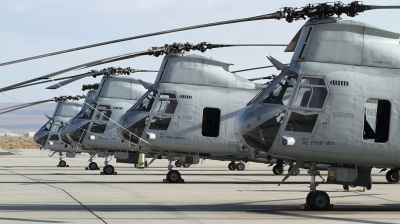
(363, 99, 391, 143)
(202, 108, 220, 137)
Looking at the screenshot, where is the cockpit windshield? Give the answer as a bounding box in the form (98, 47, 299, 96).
(129, 90, 157, 112)
(255, 71, 298, 106)
(75, 103, 96, 120)
(40, 119, 53, 131)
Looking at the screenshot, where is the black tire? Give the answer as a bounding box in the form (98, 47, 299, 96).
(236, 163, 245, 171)
(183, 163, 191, 168)
(175, 161, 182, 167)
(386, 169, 400, 183)
(145, 160, 148, 168)
(103, 165, 114, 175)
(309, 191, 330, 210)
(59, 160, 67, 167)
(228, 163, 236, 170)
(272, 165, 284, 175)
(166, 170, 181, 183)
(343, 184, 349, 191)
(88, 162, 98, 170)
(306, 191, 314, 205)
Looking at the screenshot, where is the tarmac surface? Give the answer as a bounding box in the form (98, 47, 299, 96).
(1, 149, 400, 224)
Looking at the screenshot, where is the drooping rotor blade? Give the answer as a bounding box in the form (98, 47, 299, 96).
(248, 75, 276, 82)
(0, 42, 283, 92)
(0, 12, 282, 67)
(46, 69, 158, 89)
(367, 5, 400, 10)
(232, 65, 278, 73)
(46, 71, 107, 89)
(0, 50, 154, 92)
(0, 99, 53, 115)
(7, 73, 93, 91)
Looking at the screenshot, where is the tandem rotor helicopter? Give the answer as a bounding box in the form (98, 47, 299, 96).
(2, 1, 400, 210)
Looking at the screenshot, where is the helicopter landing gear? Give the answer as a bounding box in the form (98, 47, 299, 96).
(183, 162, 191, 168)
(163, 157, 184, 183)
(228, 162, 236, 170)
(386, 169, 400, 183)
(57, 152, 69, 167)
(100, 153, 116, 175)
(272, 165, 284, 175)
(58, 160, 67, 167)
(88, 162, 98, 170)
(85, 151, 99, 170)
(236, 162, 245, 171)
(175, 160, 183, 167)
(301, 162, 333, 210)
(289, 165, 300, 176)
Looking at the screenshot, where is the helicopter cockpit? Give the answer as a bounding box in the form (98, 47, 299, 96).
(117, 89, 179, 145)
(235, 69, 298, 152)
(33, 119, 53, 146)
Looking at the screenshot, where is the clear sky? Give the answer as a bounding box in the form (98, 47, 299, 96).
(0, 0, 399, 104)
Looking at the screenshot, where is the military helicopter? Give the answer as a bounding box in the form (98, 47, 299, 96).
(33, 95, 86, 167)
(232, 2, 400, 210)
(1, 0, 399, 210)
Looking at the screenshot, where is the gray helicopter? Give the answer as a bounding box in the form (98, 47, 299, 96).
(33, 96, 85, 167)
(233, 2, 400, 210)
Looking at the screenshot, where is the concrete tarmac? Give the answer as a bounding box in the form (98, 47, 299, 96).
(1, 149, 400, 224)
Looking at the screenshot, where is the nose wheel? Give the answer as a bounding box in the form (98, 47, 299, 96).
(306, 190, 331, 210)
(386, 169, 400, 183)
(163, 157, 184, 183)
(58, 160, 68, 167)
(301, 162, 333, 210)
(272, 165, 284, 175)
(228, 162, 236, 170)
(87, 162, 99, 170)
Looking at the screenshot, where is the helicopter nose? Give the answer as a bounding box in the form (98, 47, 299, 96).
(235, 104, 286, 153)
(116, 111, 149, 144)
(33, 130, 49, 146)
(58, 125, 72, 144)
(234, 104, 254, 138)
(67, 120, 90, 143)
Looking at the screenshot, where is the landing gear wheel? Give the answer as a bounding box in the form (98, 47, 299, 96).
(166, 170, 181, 183)
(183, 163, 191, 168)
(59, 160, 67, 167)
(289, 166, 300, 176)
(343, 184, 349, 192)
(272, 165, 284, 175)
(103, 165, 115, 175)
(309, 191, 330, 210)
(88, 162, 98, 170)
(236, 163, 245, 171)
(228, 162, 236, 170)
(175, 161, 182, 167)
(306, 191, 314, 205)
(386, 169, 400, 183)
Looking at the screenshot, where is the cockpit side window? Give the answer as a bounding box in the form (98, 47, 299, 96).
(148, 92, 178, 131)
(261, 75, 297, 106)
(76, 103, 97, 120)
(154, 93, 178, 114)
(292, 77, 328, 109)
(40, 119, 53, 131)
(94, 105, 112, 121)
(130, 90, 157, 112)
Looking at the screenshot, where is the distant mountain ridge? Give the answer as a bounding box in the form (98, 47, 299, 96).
(0, 102, 56, 134)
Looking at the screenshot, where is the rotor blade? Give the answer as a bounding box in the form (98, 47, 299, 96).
(364, 5, 400, 10)
(46, 71, 106, 89)
(212, 44, 286, 48)
(0, 50, 154, 92)
(231, 64, 289, 74)
(0, 99, 53, 115)
(0, 12, 282, 67)
(46, 69, 158, 89)
(248, 76, 275, 81)
(7, 73, 94, 91)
